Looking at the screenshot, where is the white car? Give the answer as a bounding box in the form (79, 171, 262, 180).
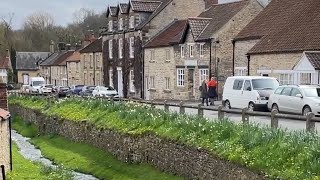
(268, 85, 320, 116)
(92, 86, 119, 97)
(39, 84, 54, 94)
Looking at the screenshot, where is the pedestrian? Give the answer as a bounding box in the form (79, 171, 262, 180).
(207, 76, 217, 105)
(199, 79, 209, 106)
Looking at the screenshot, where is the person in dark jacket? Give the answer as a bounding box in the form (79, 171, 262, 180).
(200, 79, 209, 106)
(207, 77, 217, 105)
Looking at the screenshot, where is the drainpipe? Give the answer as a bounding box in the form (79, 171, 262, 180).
(232, 40, 235, 76)
(209, 38, 213, 78)
(93, 52, 96, 86)
(247, 54, 250, 76)
(141, 45, 145, 99)
(9, 116, 12, 171)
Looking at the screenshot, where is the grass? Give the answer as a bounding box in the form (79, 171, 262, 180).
(9, 95, 320, 179)
(7, 143, 73, 180)
(12, 115, 183, 180)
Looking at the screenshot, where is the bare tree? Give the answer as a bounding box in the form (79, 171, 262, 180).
(72, 8, 95, 25)
(23, 11, 55, 30)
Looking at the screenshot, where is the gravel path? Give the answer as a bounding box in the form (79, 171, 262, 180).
(12, 130, 99, 180)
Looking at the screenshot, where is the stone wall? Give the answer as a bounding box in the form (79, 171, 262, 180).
(10, 104, 265, 180)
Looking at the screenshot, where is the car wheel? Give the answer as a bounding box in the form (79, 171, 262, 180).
(271, 104, 279, 113)
(248, 102, 255, 111)
(303, 106, 312, 116)
(224, 100, 231, 109)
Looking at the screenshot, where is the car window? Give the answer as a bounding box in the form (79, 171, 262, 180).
(274, 87, 284, 94)
(281, 87, 292, 96)
(243, 80, 251, 91)
(252, 79, 279, 90)
(290, 88, 301, 97)
(232, 79, 244, 90)
(303, 88, 320, 97)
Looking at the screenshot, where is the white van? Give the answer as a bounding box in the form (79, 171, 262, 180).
(222, 76, 279, 111)
(29, 77, 45, 93)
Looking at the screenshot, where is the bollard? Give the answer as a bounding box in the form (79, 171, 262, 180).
(1, 165, 5, 180)
(218, 105, 225, 120)
(179, 101, 185, 114)
(271, 109, 279, 128)
(306, 112, 315, 133)
(110, 96, 114, 105)
(198, 104, 203, 117)
(242, 108, 249, 124)
(151, 100, 155, 108)
(164, 100, 169, 112)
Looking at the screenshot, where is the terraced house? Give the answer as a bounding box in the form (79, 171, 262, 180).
(144, 0, 264, 100)
(102, 0, 210, 98)
(234, 0, 320, 85)
(66, 51, 81, 86)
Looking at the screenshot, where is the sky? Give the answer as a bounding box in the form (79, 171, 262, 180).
(0, 0, 235, 30)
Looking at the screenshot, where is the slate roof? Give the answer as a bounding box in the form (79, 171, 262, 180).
(16, 52, 50, 70)
(0, 57, 9, 69)
(305, 52, 320, 70)
(107, 6, 119, 17)
(119, 3, 129, 14)
(130, 0, 162, 12)
(40, 51, 74, 66)
(79, 38, 102, 53)
(144, 20, 188, 48)
(188, 18, 211, 40)
(236, 0, 320, 54)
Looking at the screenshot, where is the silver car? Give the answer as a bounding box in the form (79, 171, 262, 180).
(268, 85, 320, 116)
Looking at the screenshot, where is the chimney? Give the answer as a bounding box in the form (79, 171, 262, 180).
(57, 42, 66, 51)
(205, 0, 218, 8)
(65, 44, 71, 51)
(50, 40, 55, 53)
(90, 33, 95, 41)
(0, 78, 8, 111)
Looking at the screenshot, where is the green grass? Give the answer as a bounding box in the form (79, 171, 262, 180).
(9, 95, 320, 179)
(7, 143, 73, 180)
(12, 115, 183, 180)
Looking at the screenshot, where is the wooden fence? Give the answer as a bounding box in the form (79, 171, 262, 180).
(9, 92, 320, 133)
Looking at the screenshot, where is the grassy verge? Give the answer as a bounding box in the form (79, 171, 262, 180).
(9, 95, 320, 179)
(12, 116, 183, 180)
(7, 143, 73, 180)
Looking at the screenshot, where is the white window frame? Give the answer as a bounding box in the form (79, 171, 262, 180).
(150, 76, 155, 88)
(177, 68, 185, 87)
(129, 16, 135, 29)
(200, 44, 204, 58)
(96, 54, 99, 68)
(109, 68, 113, 87)
(90, 54, 93, 68)
(165, 49, 170, 62)
(165, 77, 170, 90)
(181, 45, 185, 58)
(235, 67, 247, 76)
(119, 38, 123, 59)
(189, 45, 194, 58)
(279, 73, 294, 85)
(109, 40, 113, 59)
(199, 69, 209, 84)
(108, 20, 113, 31)
(129, 69, 135, 92)
(129, 37, 134, 58)
(119, 18, 123, 30)
(150, 50, 155, 62)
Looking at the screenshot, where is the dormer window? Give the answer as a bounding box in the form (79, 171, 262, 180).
(119, 18, 123, 30)
(108, 20, 113, 31)
(129, 16, 135, 29)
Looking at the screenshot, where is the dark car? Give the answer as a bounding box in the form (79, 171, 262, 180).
(71, 85, 85, 95)
(6, 84, 14, 90)
(57, 86, 71, 98)
(79, 86, 95, 97)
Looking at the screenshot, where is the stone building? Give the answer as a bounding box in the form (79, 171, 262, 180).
(144, 0, 263, 100)
(66, 51, 82, 86)
(0, 56, 10, 83)
(233, 0, 320, 85)
(101, 0, 209, 98)
(79, 38, 103, 86)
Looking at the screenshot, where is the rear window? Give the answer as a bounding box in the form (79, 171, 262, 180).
(233, 79, 243, 90)
(303, 88, 320, 97)
(252, 79, 279, 90)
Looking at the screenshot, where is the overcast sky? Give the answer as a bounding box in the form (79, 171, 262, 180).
(0, 0, 236, 30)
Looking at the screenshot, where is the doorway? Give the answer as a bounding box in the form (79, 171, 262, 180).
(188, 69, 195, 99)
(145, 76, 150, 100)
(117, 67, 124, 97)
(23, 74, 29, 85)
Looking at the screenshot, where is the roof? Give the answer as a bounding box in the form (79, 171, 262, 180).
(0, 108, 10, 120)
(66, 51, 81, 62)
(305, 52, 320, 70)
(119, 3, 129, 14)
(130, 0, 162, 12)
(79, 38, 102, 53)
(196, 0, 248, 41)
(188, 17, 211, 40)
(16, 52, 50, 70)
(106, 6, 119, 17)
(0, 56, 9, 69)
(40, 51, 74, 66)
(144, 20, 188, 48)
(236, 0, 320, 54)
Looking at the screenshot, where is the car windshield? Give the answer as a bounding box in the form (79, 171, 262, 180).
(302, 88, 320, 97)
(45, 85, 53, 88)
(75, 85, 85, 89)
(100, 86, 114, 91)
(33, 81, 45, 86)
(252, 79, 279, 90)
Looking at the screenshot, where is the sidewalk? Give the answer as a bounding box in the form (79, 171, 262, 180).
(152, 99, 222, 106)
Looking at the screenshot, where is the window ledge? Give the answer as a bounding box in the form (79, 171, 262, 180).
(149, 88, 156, 92)
(149, 60, 155, 63)
(165, 60, 171, 63)
(129, 91, 136, 94)
(163, 89, 171, 93)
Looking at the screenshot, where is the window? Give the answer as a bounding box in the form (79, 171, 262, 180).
(150, 76, 155, 88)
(165, 77, 170, 89)
(200, 44, 204, 57)
(96, 72, 100, 85)
(233, 79, 244, 90)
(150, 50, 155, 61)
(235, 67, 246, 76)
(119, 18, 123, 30)
(108, 20, 113, 31)
(109, 69, 113, 87)
(281, 87, 292, 96)
(291, 88, 301, 97)
(129, 69, 135, 92)
(76, 62, 79, 72)
(109, 40, 113, 59)
(119, 38, 123, 59)
(129, 37, 134, 58)
(279, 74, 293, 85)
(165, 49, 170, 61)
(274, 87, 284, 95)
(252, 79, 278, 90)
(180, 46, 185, 58)
(300, 73, 312, 84)
(90, 54, 93, 68)
(243, 80, 252, 91)
(129, 16, 135, 28)
(199, 69, 209, 84)
(189, 45, 194, 57)
(177, 69, 185, 87)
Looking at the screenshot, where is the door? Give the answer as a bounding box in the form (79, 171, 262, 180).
(117, 67, 124, 97)
(241, 80, 253, 108)
(288, 88, 304, 113)
(278, 87, 292, 112)
(231, 79, 244, 108)
(23, 74, 29, 85)
(188, 69, 195, 99)
(145, 76, 150, 100)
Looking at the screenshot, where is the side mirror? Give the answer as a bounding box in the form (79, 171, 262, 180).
(247, 87, 252, 91)
(296, 94, 303, 98)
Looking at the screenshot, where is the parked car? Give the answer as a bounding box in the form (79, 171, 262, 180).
(29, 77, 45, 93)
(6, 84, 14, 90)
(39, 84, 54, 94)
(57, 86, 71, 98)
(268, 85, 320, 116)
(222, 76, 279, 111)
(79, 86, 95, 97)
(92, 86, 118, 97)
(70, 85, 85, 95)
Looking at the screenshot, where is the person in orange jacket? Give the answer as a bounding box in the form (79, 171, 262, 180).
(207, 77, 217, 105)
